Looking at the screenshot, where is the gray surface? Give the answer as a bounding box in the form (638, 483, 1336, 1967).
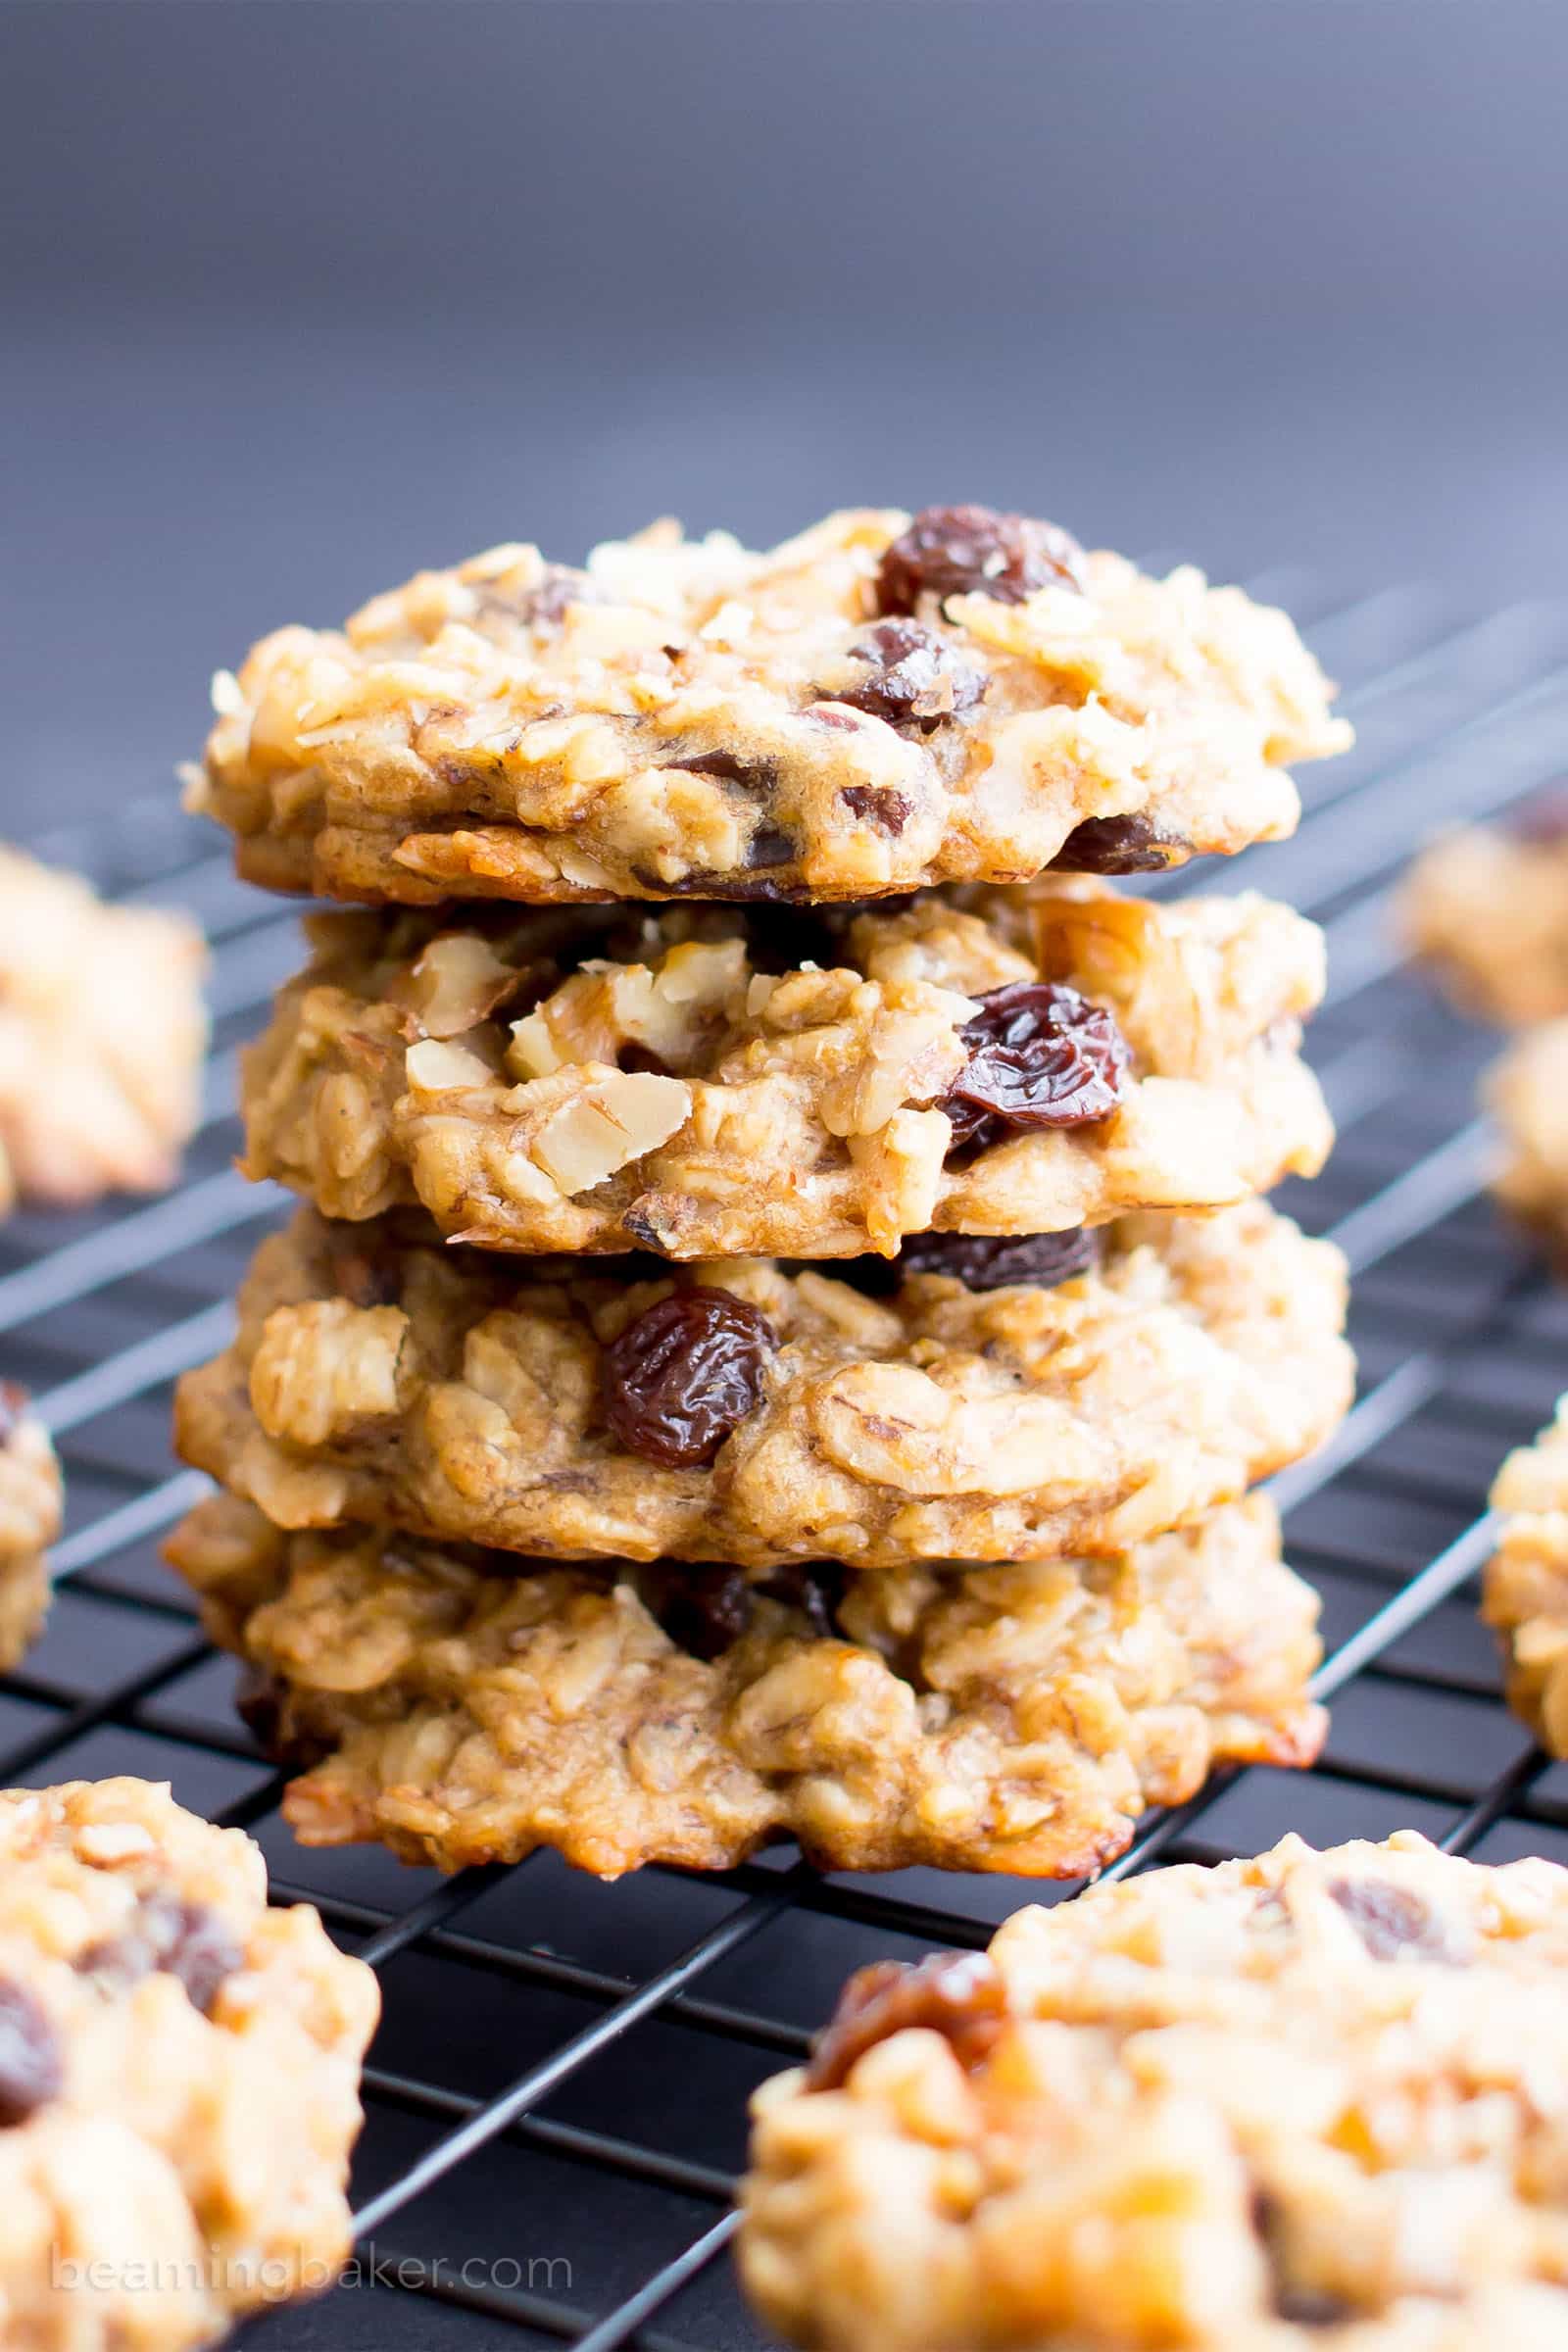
(2, 0, 1567, 832)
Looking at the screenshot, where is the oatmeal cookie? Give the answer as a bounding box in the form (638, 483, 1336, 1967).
(0, 1382, 60, 1670)
(0, 845, 208, 1210)
(166, 1490, 1322, 1880)
(1488, 1016, 1568, 1259)
(741, 1831, 1568, 2351)
(1483, 1397, 1568, 1754)
(239, 882, 1331, 1259)
(0, 1775, 376, 2352)
(172, 1201, 1353, 1568)
(1402, 799, 1568, 1026)
(184, 506, 1349, 907)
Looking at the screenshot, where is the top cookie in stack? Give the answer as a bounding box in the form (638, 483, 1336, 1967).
(185, 505, 1348, 907)
(169, 507, 1356, 1881)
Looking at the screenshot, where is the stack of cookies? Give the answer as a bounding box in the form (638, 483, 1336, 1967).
(168, 504, 1356, 1882)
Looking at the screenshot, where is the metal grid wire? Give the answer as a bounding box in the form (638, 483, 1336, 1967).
(7, 564, 1568, 2348)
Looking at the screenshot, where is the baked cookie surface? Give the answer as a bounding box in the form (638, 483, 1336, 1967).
(166, 1490, 1322, 1880)
(0, 1381, 60, 1669)
(1484, 1397, 1568, 1753)
(0, 1775, 376, 2352)
(1402, 803, 1568, 1026)
(172, 1203, 1353, 1568)
(240, 881, 1331, 1258)
(185, 506, 1349, 907)
(741, 1831, 1568, 2351)
(0, 846, 207, 1211)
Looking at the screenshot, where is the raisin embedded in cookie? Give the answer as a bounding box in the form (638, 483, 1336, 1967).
(1488, 1016, 1568, 1262)
(0, 845, 208, 1211)
(0, 1381, 61, 1671)
(1401, 799, 1568, 1026)
(1485, 1397, 1568, 1753)
(165, 1490, 1323, 1880)
(172, 1200, 1353, 1568)
(239, 881, 1332, 1258)
(185, 507, 1350, 907)
(0, 1776, 376, 2349)
(740, 1831, 1568, 2350)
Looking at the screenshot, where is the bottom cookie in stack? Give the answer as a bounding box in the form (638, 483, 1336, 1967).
(165, 1490, 1324, 1881)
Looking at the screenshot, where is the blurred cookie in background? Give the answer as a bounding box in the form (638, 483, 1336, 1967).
(1488, 1017, 1568, 1263)
(1400, 785, 1568, 1026)
(0, 844, 207, 1212)
(0, 1380, 61, 1669)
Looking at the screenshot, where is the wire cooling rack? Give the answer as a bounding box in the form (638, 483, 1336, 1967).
(6, 566, 1568, 2350)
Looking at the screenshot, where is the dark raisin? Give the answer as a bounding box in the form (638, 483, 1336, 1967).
(806, 1949, 1006, 2092)
(618, 1043, 673, 1077)
(839, 786, 911, 836)
(648, 1565, 755, 1661)
(938, 981, 1129, 1152)
(1252, 2191, 1353, 2328)
(617, 1210, 670, 1252)
(747, 823, 797, 869)
(653, 869, 807, 904)
(0, 1380, 26, 1447)
(325, 1234, 402, 1309)
(1051, 812, 1187, 875)
(162, 1903, 244, 2013)
(897, 1228, 1099, 1291)
(837, 619, 988, 735)
(1510, 782, 1568, 844)
(603, 1288, 778, 1469)
(754, 1561, 846, 1639)
(819, 1253, 903, 1300)
(235, 1666, 332, 1770)
(669, 750, 778, 792)
(76, 1891, 244, 2016)
(0, 1979, 63, 2125)
(474, 564, 591, 633)
(1276, 2289, 1355, 2327)
(876, 505, 1086, 614)
(739, 905, 851, 974)
(1328, 1879, 1461, 1965)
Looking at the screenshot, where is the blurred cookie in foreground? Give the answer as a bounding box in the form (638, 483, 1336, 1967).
(0, 1774, 377, 2351)
(1401, 786, 1568, 1025)
(186, 505, 1349, 906)
(0, 1380, 61, 1669)
(1485, 1397, 1568, 1753)
(1488, 1015, 1568, 1262)
(741, 1830, 1568, 2351)
(165, 1489, 1323, 1879)
(239, 881, 1332, 1259)
(0, 845, 208, 1210)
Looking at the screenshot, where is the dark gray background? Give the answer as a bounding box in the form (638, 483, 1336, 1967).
(2, 0, 1566, 831)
